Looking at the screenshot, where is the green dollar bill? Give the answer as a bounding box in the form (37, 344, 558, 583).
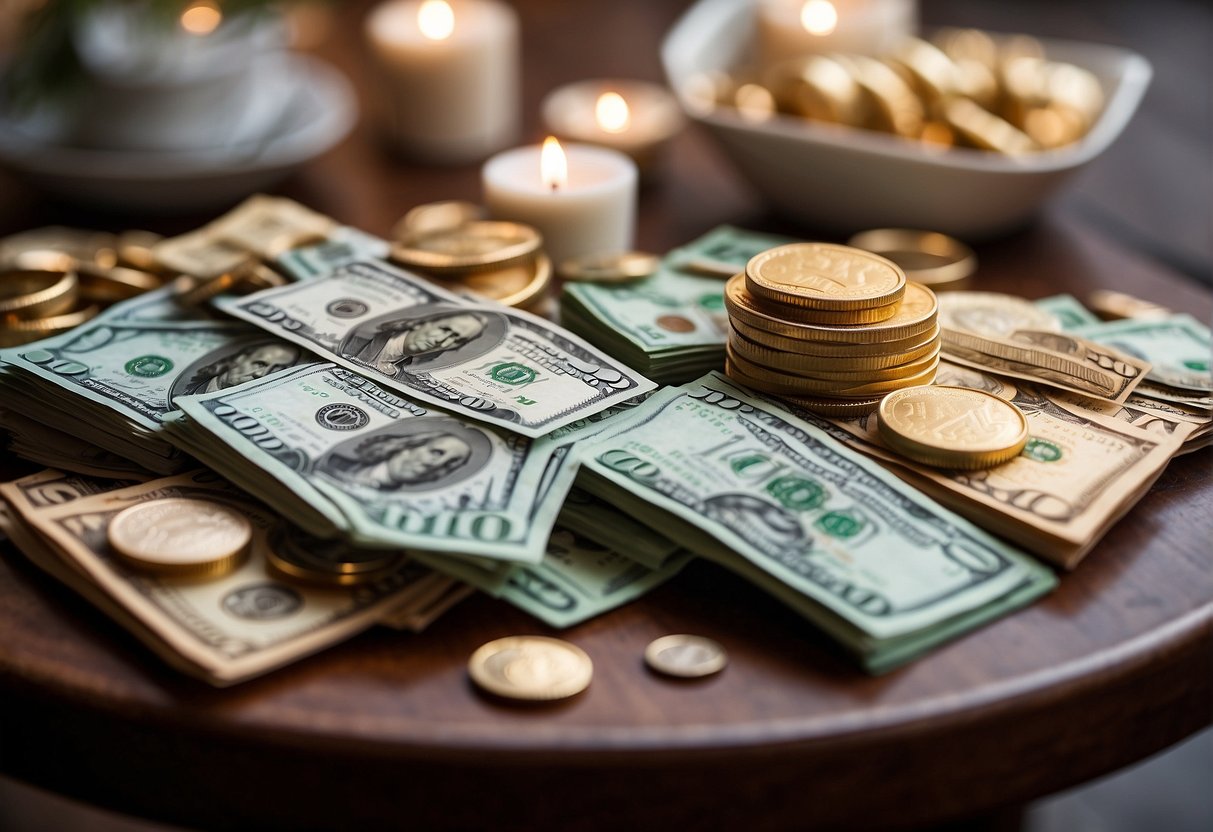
(577, 372, 1055, 672)
(1070, 314, 1212, 392)
(1035, 294, 1101, 330)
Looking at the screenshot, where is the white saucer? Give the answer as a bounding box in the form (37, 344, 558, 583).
(0, 54, 357, 212)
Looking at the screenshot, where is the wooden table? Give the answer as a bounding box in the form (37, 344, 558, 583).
(1, 2, 1210, 830)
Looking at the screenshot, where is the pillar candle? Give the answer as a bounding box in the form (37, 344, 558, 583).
(757, 0, 917, 66)
(366, 0, 519, 163)
(482, 138, 638, 267)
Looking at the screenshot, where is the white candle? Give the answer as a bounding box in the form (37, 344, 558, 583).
(482, 138, 638, 266)
(365, 0, 519, 163)
(757, 0, 917, 66)
(540, 79, 685, 174)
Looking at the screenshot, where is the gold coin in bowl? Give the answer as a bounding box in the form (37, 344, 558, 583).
(107, 498, 251, 578)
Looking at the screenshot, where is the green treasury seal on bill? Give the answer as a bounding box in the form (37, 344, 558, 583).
(215, 259, 655, 437)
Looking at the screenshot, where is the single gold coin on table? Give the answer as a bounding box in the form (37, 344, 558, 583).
(451, 253, 552, 310)
(644, 634, 728, 679)
(390, 221, 542, 275)
(745, 243, 906, 311)
(558, 251, 660, 283)
(846, 229, 977, 292)
(877, 385, 1030, 470)
(468, 636, 593, 702)
(106, 498, 251, 578)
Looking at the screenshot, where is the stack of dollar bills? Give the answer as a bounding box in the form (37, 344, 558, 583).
(561, 226, 793, 384)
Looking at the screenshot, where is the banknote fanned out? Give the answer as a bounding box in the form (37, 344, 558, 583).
(0, 470, 450, 686)
(576, 372, 1056, 673)
(561, 226, 797, 383)
(216, 259, 655, 438)
(940, 327, 1151, 404)
(803, 360, 1191, 568)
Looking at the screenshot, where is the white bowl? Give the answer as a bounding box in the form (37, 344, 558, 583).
(660, 0, 1152, 239)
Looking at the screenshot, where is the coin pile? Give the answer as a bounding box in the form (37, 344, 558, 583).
(724, 243, 940, 417)
(692, 29, 1103, 154)
(0, 228, 170, 346)
(389, 203, 553, 313)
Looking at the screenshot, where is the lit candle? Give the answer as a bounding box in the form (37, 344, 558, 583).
(540, 79, 685, 175)
(365, 0, 520, 163)
(482, 137, 638, 266)
(757, 0, 917, 66)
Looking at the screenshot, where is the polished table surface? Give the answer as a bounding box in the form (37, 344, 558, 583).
(0, 1, 1210, 830)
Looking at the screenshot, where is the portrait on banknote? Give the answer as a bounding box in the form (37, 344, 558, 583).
(318, 417, 494, 492)
(169, 338, 304, 401)
(338, 304, 508, 376)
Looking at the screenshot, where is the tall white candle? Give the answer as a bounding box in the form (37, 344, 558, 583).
(757, 0, 917, 66)
(366, 0, 519, 163)
(482, 138, 638, 267)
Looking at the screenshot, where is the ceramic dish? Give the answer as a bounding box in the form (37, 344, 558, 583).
(661, 0, 1152, 238)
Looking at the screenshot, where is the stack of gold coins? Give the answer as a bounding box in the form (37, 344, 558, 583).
(724, 242, 940, 416)
(389, 206, 553, 313)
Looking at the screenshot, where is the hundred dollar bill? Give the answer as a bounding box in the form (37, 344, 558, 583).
(561, 226, 796, 383)
(1069, 314, 1213, 393)
(0, 316, 308, 473)
(556, 486, 683, 570)
(167, 363, 576, 562)
(0, 469, 451, 686)
(274, 228, 391, 282)
(941, 327, 1151, 403)
(0, 409, 153, 480)
(577, 372, 1055, 672)
(216, 259, 655, 437)
(447, 526, 691, 629)
(808, 361, 1188, 568)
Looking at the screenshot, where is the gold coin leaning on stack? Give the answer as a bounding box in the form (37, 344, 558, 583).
(389, 214, 552, 313)
(723, 243, 941, 417)
(877, 385, 1030, 470)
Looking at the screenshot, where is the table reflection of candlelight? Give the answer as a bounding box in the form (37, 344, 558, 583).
(541, 79, 685, 177)
(758, 0, 917, 65)
(366, 0, 520, 163)
(482, 136, 637, 265)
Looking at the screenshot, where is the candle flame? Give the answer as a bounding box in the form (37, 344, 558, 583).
(418, 0, 455, 40)
(180, 1, 222, 36)
(595, 92, 631, 134)
(800, 0, 838, 36)
(541, 136, 568, 192)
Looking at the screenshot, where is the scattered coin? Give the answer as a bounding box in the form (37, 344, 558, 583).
(0, 267, 79, 319)
(937, 291, 1059, 337)
(877, 385, 1030, 469)
(847, 228, 977, 292)
(452, 253, 553, 310)
(265, 525, 404, 587)
(107, 498, 252, 578)
(0, 303, 101, 347)
(559, 251, 660, 283)
(644, 634, 727, 678)
(390, 221, 542, 275)
(76, 262, 163, 303)
(468, 636, 593, 701)
(1087, 289, 1171, 321)
(116, 230, 166, 273)
(392, 200, 484, 243)
(678, 257, 740, 278)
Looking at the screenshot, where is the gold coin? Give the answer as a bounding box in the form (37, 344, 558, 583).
(644, 634, 727, 678)
(729, 328, 942, 373)
(886, 37, 963, 104)
(729, 335, 939, 382)
(765, 55, 864, 126)
(937, 291, 1058, 337)
(731, 317, 941, 359)
(745, 243, 906, 311)
(390, 221, 542, 275)
(835, 54, 924, 138)
(265, 526, 404, 587)
(877, 385, 1030, 469)
(846, 229, 976, 291)
(0, 303, 101, 347)
(443, 253, 552, 310)
(175, 269, 247, 306)
(0, 268, 78, 319)
(392, 200, 484, 243)
(106, 498, 251, 578)
(780, 393, 884, 418)
(943, 97, 1037, 155)
(726, 275, 936, 343)
(726, 347, 939, 396)
(468, 636, 593, 701)
(76, 262, 163, 303)
(559, 251, 660, 283)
